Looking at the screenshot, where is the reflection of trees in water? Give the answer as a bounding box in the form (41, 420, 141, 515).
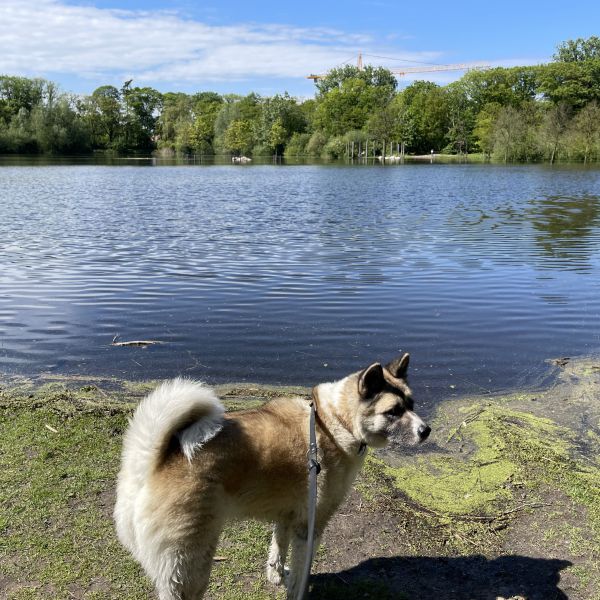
(445, 194, 600, 273)
(527, 196, 600, 269)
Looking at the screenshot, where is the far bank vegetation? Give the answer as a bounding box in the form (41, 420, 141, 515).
(1, 37, 600, 163)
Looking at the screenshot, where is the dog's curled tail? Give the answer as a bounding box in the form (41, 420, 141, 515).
(121, 378, 225, 478)
(115, 378, 224, 554)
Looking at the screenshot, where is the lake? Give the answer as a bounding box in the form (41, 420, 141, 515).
(1, 160, 599, 412)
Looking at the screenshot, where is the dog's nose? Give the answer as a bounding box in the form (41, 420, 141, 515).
(418, 424, 431, 441)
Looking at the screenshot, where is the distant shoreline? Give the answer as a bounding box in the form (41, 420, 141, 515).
(2, 152, 599, 166)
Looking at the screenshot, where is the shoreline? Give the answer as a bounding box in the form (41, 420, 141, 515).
(2, 358, 599, 599)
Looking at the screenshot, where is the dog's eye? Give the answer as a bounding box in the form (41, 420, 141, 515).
(385, 405, 404, 417)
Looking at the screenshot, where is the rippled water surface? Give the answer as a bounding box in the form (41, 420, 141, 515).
(1, 162, 599, 410)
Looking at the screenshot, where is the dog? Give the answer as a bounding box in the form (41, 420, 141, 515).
(114, 353, 430, 599)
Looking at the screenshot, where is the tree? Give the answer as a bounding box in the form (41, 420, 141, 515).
(284, 132, 311, 157)
(566, 101, 600, 163)
(314, 77, 389, 136)
(445, 82, 476, 154)
(157, 92, 194, 152)
(401, 81, 450, 153)
(536, 60, 600, 109)
(322, 135, 346, 159)
(473, 103, 501, 157)
(223, 119, 254, 155)
(0, 106, 36, 152)
(189, 92, 223, 153)
(388, 95, 415, 156)
(366, 105, 397, 156)
(312, 65, 396, 137)
(30, 95, 89, 153)
(305, 131, 328, 156)
(213, 94, 260, 154)
(254, 93, 306, 154)
(537, 103, 571, 163)
(554, 36, 600, 62)
(315, 65, 397, 99)
(0, 76, 45, 119)
(122, 85, 162, 150)
(492, 103, 541, 162)
(88, 85, 122, 148)
(268, 118, 287, 155)
(299, 98, 318, 132)
(460, 67, 537, 111)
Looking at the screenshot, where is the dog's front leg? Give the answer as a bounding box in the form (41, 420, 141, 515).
(286, 529, 321, 600)
(266, 522, 291, 585)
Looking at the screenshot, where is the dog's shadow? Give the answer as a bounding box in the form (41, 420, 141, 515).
(310, 554, 572, 600)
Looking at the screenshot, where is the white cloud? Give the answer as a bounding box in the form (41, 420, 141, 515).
(0, 0, 442, 87)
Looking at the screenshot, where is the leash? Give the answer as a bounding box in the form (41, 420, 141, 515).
(297, 400, 321, 600)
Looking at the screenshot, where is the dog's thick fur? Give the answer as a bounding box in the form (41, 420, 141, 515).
(114, 355, 429, 599)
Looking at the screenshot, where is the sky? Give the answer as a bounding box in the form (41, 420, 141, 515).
(1, 0, 599, 98)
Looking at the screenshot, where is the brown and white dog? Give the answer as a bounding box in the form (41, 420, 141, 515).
(114, 354, 430, 599)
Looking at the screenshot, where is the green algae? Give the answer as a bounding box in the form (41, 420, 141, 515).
(383, 405, 574, 516)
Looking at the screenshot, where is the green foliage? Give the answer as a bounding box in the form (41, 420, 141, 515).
(445, 81, 476, 153)
(566, 100, 600, 162)
(366, 105, 397, 148)
(473, 102, 501, 156)
(90, 85, 122, 148)
(315, 64, 397, 98)
(156, 92, 194, 152)
(305, 130, 328, 156)
(0, 76, 45, 119)
(554, 35, 600, 62)
(536, 60, 600, 109)
(322, 135, 346, 159)
(189, 92, 223, 153)
(122, 85, 162, 150)
(223, 119, 254, 155)
(491, 102, 542, 162)
(314, 77, 386, 136)
(401, 81, 449, 153)
(284, 132, 311, 157)
(537, 102, 572, 163)
(460, 66, 537, 111)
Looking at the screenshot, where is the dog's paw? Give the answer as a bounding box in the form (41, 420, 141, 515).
(266, 562, 286, 586)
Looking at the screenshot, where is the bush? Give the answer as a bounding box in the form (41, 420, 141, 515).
(251, 143, 271, 156)
(305, 130, 328, 156)
(322, 135, 346, 159)
(284, 132, 311, 157)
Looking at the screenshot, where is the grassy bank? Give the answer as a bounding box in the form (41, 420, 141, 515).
(1, 360, 599, 599)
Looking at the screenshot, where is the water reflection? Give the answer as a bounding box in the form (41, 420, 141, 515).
(446, 192, 600, 273)
(528, 196, 600, 270)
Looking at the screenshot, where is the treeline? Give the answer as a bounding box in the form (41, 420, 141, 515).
(2, 37, 600, 162)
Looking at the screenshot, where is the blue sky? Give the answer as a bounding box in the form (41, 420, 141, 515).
(1, 0, 598, 98)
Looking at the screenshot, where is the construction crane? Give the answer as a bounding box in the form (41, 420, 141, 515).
(307, 53, 489, 82)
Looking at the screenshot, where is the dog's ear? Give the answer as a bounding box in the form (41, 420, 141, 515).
(386, 353, 410, 379)
(358, 363, 384, 399)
